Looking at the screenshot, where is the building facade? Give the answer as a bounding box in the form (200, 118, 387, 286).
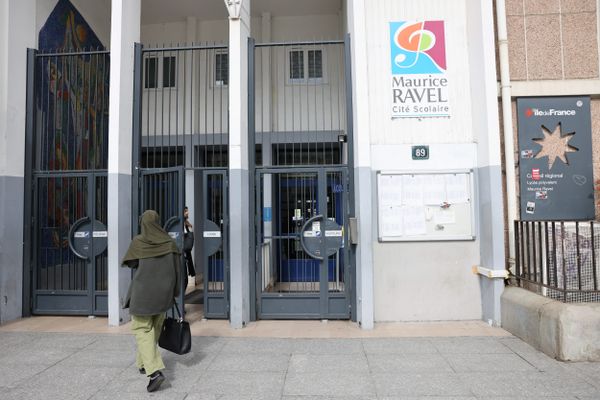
(1, 0, 595, 329)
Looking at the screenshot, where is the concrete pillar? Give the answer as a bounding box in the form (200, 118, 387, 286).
(347, 0, 374, 329)
(0, 0, 36, 324)
(466, 0, 506, 326)
(227, 0, 251, 328)
(107, 0, 141, 326)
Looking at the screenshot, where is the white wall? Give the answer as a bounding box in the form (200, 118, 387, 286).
(363, 0, 483, 321)
(36, 0, 111, 48)
(139, 14, 346, 138)
(365, 0, 474, 144)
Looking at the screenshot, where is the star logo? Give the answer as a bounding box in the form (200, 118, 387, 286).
(532, 123, 578, 169)
(525, 108, 534, 118)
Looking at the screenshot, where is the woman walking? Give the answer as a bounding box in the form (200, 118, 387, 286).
(122, 210, 181, 392)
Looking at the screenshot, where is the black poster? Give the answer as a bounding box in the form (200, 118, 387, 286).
(517, 97, 595, 221)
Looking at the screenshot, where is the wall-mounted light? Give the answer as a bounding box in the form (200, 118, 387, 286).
(338, 134, 347, 143)
(224, 0, 242, 20)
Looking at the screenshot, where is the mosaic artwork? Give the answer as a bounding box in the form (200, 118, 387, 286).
(37, 0, 109, 274)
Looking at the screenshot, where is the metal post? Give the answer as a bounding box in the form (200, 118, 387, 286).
(344, 33, 357, 322)
(248, 37, 257, 321)
(22, 48, 38, 317)
(132, 43, 143, 234)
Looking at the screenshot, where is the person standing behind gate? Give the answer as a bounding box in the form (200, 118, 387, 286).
(122, 210, 181, 393)
(183, 206, 196, 288)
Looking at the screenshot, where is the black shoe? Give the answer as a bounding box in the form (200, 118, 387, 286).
(139, 367, 145, 375)
(146, 371, 165, 392)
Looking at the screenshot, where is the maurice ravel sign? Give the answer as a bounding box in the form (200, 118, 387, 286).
(389, 21, 451, 118)
(517, 97, 595, 221)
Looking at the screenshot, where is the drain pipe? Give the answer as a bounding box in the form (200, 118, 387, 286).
(496, 0, 517, 272)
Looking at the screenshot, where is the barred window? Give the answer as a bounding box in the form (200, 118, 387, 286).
(215, 53, 228, 86)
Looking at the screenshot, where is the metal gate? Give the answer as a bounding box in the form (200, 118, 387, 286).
(139, 167, 186, 309)
(25, 48, 110, 316)
(202, 170, 229, 318)
(250, 36, 355, 319)
(132, 43, 230, 318)
(256, 168, 350, 318)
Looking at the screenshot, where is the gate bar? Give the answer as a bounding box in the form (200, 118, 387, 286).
(23, 48, 38, 317)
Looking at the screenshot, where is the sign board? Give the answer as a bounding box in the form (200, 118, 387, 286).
(377, 170, 475, 241)
(390, 21, 451, 118)
(412, 145, 429, 160)
(517, 97, 595, 220)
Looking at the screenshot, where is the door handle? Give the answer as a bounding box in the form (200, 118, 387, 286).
(68, 216, 91, 261)
(300, 214, 325, 260)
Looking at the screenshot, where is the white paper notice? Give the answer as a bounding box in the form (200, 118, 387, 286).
(402, 206, 427, 236)
(434, 209, 456, 224)
(402, 175, 424, 206)
(445, 174, 469, 204)
(422, 174, 446, 205)
(380, 206, 403, 236)
(378, 175, 402, 206)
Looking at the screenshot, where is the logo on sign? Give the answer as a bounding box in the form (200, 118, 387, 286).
(532, 168, 541, 181)
(525, 107, 576, 118)
(390, 21, 446, 75)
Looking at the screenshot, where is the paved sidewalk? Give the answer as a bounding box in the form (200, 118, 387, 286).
(1, 331, 600, 399)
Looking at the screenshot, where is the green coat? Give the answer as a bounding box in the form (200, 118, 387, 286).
(123, 253, 181, 316)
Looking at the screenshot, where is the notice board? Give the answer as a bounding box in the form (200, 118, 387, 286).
(517, 97, 595, 220)
(377, 170, 476, 241)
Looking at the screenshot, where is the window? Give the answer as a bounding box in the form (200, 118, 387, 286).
(144, 57, 158, 89)
(287, 48, 325, 84)
(163, 56, 176, 88)
(215, 53, 228, 86)
(289, 50, 304, 80)
(144, 56, 176, 89)
(308, 50, 323, 79)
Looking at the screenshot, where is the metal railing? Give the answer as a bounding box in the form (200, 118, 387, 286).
(514, 220, 600, 302)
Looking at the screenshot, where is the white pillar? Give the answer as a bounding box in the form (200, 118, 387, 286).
(107, 0, 141, 326)
(227, 0, 251, 328)
(347, 0, 374, 329)
(0, 0, 36, 323)
(260, 12, 273, 241)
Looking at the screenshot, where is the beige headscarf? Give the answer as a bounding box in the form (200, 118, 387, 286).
(122, 210, 180, 264)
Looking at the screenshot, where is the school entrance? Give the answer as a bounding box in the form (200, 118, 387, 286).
(250, 38, 355, 319)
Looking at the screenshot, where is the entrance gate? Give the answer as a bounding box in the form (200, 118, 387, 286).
(250, 37, 355, 319)
(25, 48, 110, 316)
(256, 168, 350, 318)
(132, 43, 230, 318)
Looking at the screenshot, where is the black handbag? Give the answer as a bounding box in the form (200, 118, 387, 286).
(158, 302, 191, 355)
(183, 230, 194, 252)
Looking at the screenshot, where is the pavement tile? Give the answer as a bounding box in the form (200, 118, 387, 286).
(5, 366, 124, 400)
(283, 397, 377, 400)
(56, 348, 135, 368)
(367, 354, 453, 373)
(0, 364, 48, 388)
(208, 353, 290, 372)
(189, 336, 226, 353)
(373, 373, 473, 397)
(91, 391, 188, 400)
(189, 371, 285, 398)
(443, 353, 537, 372)
(187, 395, 282, 400)
(431, 337, 514, 354)
(84, 334, 136, 350)
(220, 337, 293, 354)
(284, 371, 376, 397)
(379, 397, 477, 400)
(498, 338, 566, 371)
(13, 332, 97, 349)
(458, 371, 600, 397)
(288, 353, 369, 373)
(0, 346, 74, 366)
(362, 338, 437, 354)
(161, 347, 218, 371)
(292, 338, 364, 354)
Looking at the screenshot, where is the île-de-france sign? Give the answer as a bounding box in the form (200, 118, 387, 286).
(389, 21, 451, 119)
(517, 97, 595, 221)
